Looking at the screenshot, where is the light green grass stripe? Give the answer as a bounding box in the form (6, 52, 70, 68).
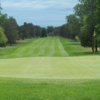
(56, 37, 69, 56)
(0, 36, 91, 58)
(0, 56, 100, 79)
(9, 38, 44, 57)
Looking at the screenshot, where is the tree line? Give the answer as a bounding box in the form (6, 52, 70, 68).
(0, 12, 47, 46)
(54, 0, 100, 53)
(0, 0, 100, 53)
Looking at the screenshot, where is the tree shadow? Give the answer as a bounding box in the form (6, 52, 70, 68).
(70, 51, 100, 56)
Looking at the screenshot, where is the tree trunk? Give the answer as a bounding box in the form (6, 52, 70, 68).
(95, 45, 98, 52)
(92, 47, 95, 53)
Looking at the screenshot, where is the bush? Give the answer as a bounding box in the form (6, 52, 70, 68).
(0, 27, 8, 47)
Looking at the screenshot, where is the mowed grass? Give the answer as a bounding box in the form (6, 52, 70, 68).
(0, 37, 100, 100)
(0, 56, 100, 99)
(0, 36, 91, 58)
(0, 57, 100, 79)
(0, 37, 68, 58)
(0, 78, 100, 100)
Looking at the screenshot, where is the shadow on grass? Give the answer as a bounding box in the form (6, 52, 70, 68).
(60, 37, 100, 57)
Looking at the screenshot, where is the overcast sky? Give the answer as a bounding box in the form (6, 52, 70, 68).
(2, 0, 78, 27)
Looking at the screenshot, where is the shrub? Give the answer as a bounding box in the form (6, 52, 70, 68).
(0, 27, 8, 47)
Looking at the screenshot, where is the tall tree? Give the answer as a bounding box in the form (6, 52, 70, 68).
(47, 26, 54, 36)
(2, 17, 19, 45)
(74, 0, 97, 52)
(95, 0, 100, 48)
(18, 23, 42, 39)
(41, 28, 47, 37)
(0, 1, 2, 15)
(66, 14, 81, 39)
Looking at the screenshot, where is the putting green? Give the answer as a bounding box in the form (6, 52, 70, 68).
(0, 56, 100, 79)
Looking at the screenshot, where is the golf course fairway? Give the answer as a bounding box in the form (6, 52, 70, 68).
(0, 37, 100, 100)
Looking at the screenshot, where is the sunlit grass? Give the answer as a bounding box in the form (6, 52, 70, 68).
(0, 37, 100, 100)
(0, 37, 91, 58)
(0, 78, 100, 100)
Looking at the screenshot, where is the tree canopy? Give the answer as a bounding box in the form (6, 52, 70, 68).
(0, 27, 8, 46)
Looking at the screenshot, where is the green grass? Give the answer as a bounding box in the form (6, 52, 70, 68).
(0, 36, 100, 100)
(0, 78, 100, 100)
(0, 56, 100, 99)
(0, 57, 100, 79)
(0, 37, 91, 58)
(60, 38, 92, 56)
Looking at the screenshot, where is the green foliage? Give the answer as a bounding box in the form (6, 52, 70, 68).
(47, 26, 54, 36)
(0, 13, 19, 45)
(66, 14, 81, 39)
(2, 17, 19, 44)
(41, 28, 47, 37)
(0, 14, 7, 25)
(74, 0, 99, 52)
(59, 24, 69, 38)
(80, 15, 93, 47)
(0, 27, 8, 46)
(19, 23, 42, 39)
